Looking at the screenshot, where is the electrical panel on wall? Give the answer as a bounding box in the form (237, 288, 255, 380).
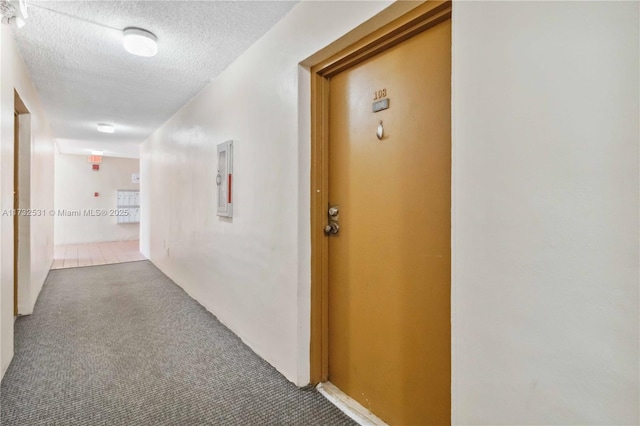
(216, 140, 233, 217)
(116, 190, 140, 224)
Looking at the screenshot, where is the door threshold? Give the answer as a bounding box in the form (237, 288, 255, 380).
(317, 382, 388, 426)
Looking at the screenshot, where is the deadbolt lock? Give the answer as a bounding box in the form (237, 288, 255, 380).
(324, 223, 339, 235)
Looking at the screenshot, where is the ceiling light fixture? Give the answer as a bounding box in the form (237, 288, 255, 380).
(122, 27, 158, 57)
(97, 123, 115, 134)
(91, 150, 104, 156)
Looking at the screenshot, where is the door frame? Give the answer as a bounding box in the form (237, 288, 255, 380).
(14, 90, 30, 317)
(13, 110, 19, 317)
(309, 0, 452, 384)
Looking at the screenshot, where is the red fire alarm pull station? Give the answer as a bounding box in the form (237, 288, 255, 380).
(94, 192, 99, 197)
(93, 164, 100, 171)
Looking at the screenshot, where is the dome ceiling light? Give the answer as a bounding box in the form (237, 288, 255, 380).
(122, 27, 158, 57)
(97, 123, 115, 134)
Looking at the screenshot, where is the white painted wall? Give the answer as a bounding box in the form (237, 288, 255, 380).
(54, 153, 139, 245)
(451, 2, 639, 424)
(0, 25, 56, 377)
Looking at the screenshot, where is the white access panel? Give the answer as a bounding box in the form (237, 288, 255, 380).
(217, 140, 233, 217)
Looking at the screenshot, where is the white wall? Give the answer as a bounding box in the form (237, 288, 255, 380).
(0, 25, 56, 377)
(451, 2, 639, 424)
(54, 153, 139, 245)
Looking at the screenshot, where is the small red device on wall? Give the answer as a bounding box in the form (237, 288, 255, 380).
(92, 164, 99, 171)
(94, 192, 99, 197)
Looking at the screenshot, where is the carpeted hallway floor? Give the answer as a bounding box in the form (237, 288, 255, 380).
(0, 261, 354, 425)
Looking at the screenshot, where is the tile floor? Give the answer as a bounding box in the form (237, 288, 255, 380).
(51, 240, 146, 270)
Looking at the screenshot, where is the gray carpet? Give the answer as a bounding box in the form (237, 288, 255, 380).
(0, 261, 354, 425)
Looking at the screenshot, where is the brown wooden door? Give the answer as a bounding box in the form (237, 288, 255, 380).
(327, 18, 451, 425)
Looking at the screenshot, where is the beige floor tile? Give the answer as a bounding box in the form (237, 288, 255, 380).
(53, 240, 145, 270)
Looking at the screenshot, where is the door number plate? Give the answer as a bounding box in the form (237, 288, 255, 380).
(372, 98, 390, 113)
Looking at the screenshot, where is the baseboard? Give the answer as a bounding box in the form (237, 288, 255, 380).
(317, 381, 388, 426)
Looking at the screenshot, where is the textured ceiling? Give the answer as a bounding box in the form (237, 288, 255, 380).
(13, 1, 298, 158)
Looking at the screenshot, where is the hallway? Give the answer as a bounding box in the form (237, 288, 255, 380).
(1, 1, 638, 424)
(0, 262, 353, 425)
